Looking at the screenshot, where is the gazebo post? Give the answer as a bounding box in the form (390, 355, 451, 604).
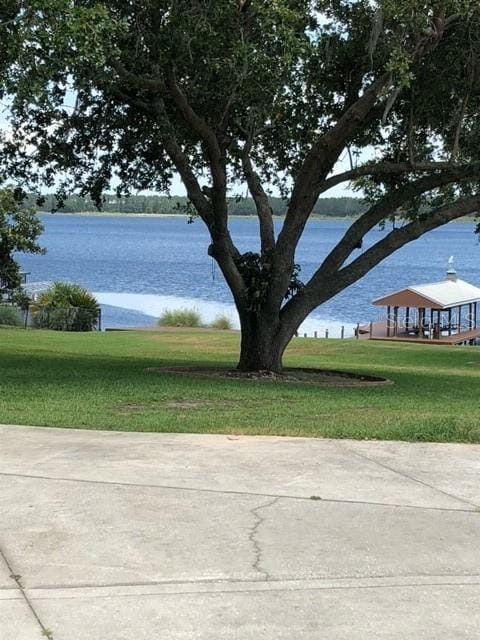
(386, 305, 391, 337)
(429, 309, 434, 339)
(393, 306, 399, 336)
(458, 305, 462, 335)
(405, 306, 410, 332)
(448, 308, 452, 336)
(419, 307, 425, 337)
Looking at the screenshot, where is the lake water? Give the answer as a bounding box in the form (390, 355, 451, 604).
(18, 214, 480, 336)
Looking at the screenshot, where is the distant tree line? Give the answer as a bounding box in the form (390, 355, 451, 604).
(28, 194, 367, 217)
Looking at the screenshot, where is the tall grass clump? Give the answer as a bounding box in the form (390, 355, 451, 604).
(0, 306, 23, 327)
(158, 308, 203, 327)
(209, 314, 233, 330)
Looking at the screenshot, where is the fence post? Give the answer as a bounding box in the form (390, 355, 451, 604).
(369, 321, 373, 338)
(98, 308, 102, 332)
(325, 329, 329, 339)
(314, 331, 317, 339)
(356, 322, 360, 339)
(24, 305, 29, 329)
(303, 333, 307, 338)
(341, 326, 345, 340)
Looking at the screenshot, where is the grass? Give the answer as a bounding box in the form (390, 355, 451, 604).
(209, 314, 233, 330)
(158, 308, 203, 327)
(0, 327, 480, 442)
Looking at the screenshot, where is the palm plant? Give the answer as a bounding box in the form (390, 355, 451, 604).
(33, 282, 100, 331)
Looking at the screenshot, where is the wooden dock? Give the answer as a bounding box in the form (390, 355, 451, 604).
(358, 322, 480, 345)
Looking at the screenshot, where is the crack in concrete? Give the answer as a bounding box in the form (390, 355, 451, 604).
(342, 445, 480, 511)
(248, 497, 280, 579)
(0, 470, 475, 513)
(0, 545, 53, 638)
(25, 580, 480, 601)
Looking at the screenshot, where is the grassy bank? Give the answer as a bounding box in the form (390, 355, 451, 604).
(0, 328, 479, 442)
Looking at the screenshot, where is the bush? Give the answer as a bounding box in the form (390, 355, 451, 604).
(10, 288, 31, 310)
(0, 305, 23, 327)
(209, 314, 233, 330)
(158, 308, 203, 327)
(32, 282, 100, 331)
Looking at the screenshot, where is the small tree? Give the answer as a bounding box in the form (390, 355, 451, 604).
(2, 1, 480, 370)
(0, 188, 44, 299)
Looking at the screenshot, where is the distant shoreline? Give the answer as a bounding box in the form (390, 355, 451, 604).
(37, 211, 358, 221)
(37, 211, 477, 224)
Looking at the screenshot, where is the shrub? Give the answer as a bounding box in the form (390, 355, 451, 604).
(158, 308, 203, 327)
(0, 305, 23, 327)
(32, 282, 100, 331)
(10, 288, 31, 310)
(209, 314, 233, 330)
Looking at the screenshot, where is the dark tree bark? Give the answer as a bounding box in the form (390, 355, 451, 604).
(237, 310, 283, 372)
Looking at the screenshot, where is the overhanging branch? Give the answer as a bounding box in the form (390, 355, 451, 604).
(316, 165, 480, 275)
(336, 195, 480, 290)
(318, 161, 460, 196)
(241, 143, 275, 253)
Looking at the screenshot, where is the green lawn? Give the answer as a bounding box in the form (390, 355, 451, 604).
(0, 327, 479, 442)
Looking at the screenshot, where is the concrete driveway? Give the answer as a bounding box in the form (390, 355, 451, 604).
(0, 424, 479, 639)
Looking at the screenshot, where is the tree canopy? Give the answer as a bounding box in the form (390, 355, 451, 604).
(1, 1, 480, 370)
(0, 188, 44, 297)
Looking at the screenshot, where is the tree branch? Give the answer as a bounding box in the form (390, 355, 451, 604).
(166, 66, 223, 165)
(113, 63, 245, 302)
(165, 66, 233, 250)
(110, 87, 213, 226)
(269, 73, 391, 308)
(278, 73, 390, 247)
(318, 161, 460, 196)
(316, 165, 480, 275)
(335, 195, 480, 292)
(242, 142, 275, 253)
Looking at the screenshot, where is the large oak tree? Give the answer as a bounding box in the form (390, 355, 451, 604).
(2, 0, 480, 371)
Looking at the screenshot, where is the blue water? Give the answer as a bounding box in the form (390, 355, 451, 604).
(17, 214, 480, 333)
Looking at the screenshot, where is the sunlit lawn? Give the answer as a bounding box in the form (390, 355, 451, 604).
(0, 327, 479, 442)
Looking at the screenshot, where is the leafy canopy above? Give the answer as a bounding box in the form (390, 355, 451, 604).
(2, 0, 479, 207)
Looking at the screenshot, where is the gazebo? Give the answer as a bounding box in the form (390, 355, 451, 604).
(366, 261, 480, 345)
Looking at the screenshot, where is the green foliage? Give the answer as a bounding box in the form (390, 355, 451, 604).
(3, 2, 478, 212)
(9, 288, 31, 310)
(32, 282, 100, 331)
(37, 282, 99, 310)
(209, 314, 233, 330)
(158, 308, 203, 328)
(0, 305, 23, 327)
(0, 188, 44, 297)
(235, 251, 303, 313)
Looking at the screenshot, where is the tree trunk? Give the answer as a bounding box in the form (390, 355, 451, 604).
(236, 310, 290, 373)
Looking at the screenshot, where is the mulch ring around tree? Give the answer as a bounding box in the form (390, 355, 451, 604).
(144, 366, 393, 388)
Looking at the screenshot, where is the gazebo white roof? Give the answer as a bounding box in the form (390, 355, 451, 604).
(373, 278, 480, 310)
